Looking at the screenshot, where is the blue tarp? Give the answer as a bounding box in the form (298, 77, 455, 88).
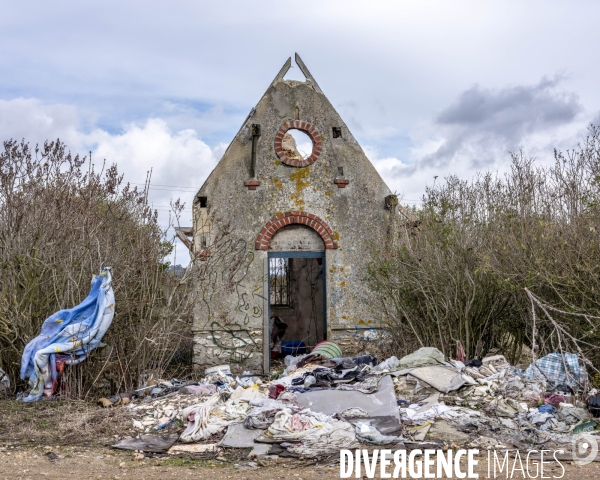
(20, 267, 115, 402)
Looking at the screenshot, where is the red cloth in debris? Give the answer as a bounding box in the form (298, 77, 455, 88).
(456, 340, 466, 363)
(290, 413, 311, 431)
(268, 384, 285, 399)
(48, 355, 69, 397)
(544, 392, 566, 407)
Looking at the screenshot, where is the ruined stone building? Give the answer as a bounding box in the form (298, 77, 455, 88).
(180, 54, 399, 373)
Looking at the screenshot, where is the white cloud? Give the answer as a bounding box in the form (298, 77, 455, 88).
(3, 72, 600, 263)
(89, 118, 217, 201)
(0, 98, 86, 147)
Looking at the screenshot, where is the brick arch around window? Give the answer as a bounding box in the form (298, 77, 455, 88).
(274, 121, 322, 167)
(255, 212, 339, 250)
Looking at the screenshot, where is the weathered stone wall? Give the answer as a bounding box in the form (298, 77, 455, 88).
(192, 75, 395, 373)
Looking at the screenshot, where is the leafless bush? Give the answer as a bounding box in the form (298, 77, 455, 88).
(0, 139, 199, 398)
(367, 126, 600, 367)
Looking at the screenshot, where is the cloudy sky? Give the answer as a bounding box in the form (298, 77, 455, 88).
(1, 1, 599, 264)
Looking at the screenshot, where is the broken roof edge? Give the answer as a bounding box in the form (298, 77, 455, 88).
(295, 53, 323, 94)
(193, 55, 325, 200)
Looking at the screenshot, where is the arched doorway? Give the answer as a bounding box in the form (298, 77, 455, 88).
(257, 213, 336, 369)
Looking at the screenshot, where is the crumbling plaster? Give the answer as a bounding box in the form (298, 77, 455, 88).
(192, 73, 395, 373)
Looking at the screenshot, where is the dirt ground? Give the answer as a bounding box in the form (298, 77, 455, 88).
(2, 398, 600, 479)
(2, 445, 600, 480)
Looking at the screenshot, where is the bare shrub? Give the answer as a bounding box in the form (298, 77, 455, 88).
(0, 139, 198, 398)
(367, 126, 600, 367)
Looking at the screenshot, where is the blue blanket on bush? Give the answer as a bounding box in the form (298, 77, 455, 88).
(20, 268, 115, 402)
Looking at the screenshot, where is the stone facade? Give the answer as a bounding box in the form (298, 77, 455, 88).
(190, 55, 396, 373)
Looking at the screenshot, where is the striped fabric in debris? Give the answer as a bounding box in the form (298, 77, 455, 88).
(311, 341, 343, 359)
(522, 352, 587, 391)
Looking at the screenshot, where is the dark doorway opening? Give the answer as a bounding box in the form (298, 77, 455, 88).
(268, 251, 326, 366)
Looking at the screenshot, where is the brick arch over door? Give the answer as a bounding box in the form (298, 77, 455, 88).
(255, 212, 339, 250)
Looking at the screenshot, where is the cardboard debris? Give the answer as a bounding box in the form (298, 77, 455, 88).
(168, 443, 219, 454)
(409, 366, 466, 393)
(219, 423, 263, 448)
(294, 375, 400, 420)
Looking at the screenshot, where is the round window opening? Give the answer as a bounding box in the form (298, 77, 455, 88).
(283, 129, 313, 161)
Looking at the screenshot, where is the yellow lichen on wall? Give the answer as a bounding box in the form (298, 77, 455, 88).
(289, 167, 310, 209)
(289, 167, 310, 191)
(289, 195, 305, 209)
(273, 178, 283, 189)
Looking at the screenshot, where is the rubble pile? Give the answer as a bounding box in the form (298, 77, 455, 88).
(393, 352, 598, 450)
(113, 345, 600, 460)
(128, 394, 207, 431)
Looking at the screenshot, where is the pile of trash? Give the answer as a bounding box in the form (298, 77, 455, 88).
(112, 343, 600, 460)
(393, 349, 598, 449)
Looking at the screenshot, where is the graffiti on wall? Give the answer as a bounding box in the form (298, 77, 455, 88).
(208, 321, 258, 362)
(195, 235, 266, 363)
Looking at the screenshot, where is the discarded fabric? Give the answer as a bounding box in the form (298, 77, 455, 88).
(295, 375, 400, 419)
(573, 421, 597, 434)
(465, 359, 483, 368)
(538, 404, 556, 414)
(180, 396, 233, 442)
(398, 347, 445, 369)
(267, 408, 359, 456)
(20, 267, 115, 402)
(98, 392, 133, 407)
(589, 394, 600, 418)
(180, 384, 217, 396)
(116, 344, 599, 459)
(354, 422, 402, 445)
(523, 353, 587, 391)
(310, 340, 342, 359)
(281, 340, 306, 356)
